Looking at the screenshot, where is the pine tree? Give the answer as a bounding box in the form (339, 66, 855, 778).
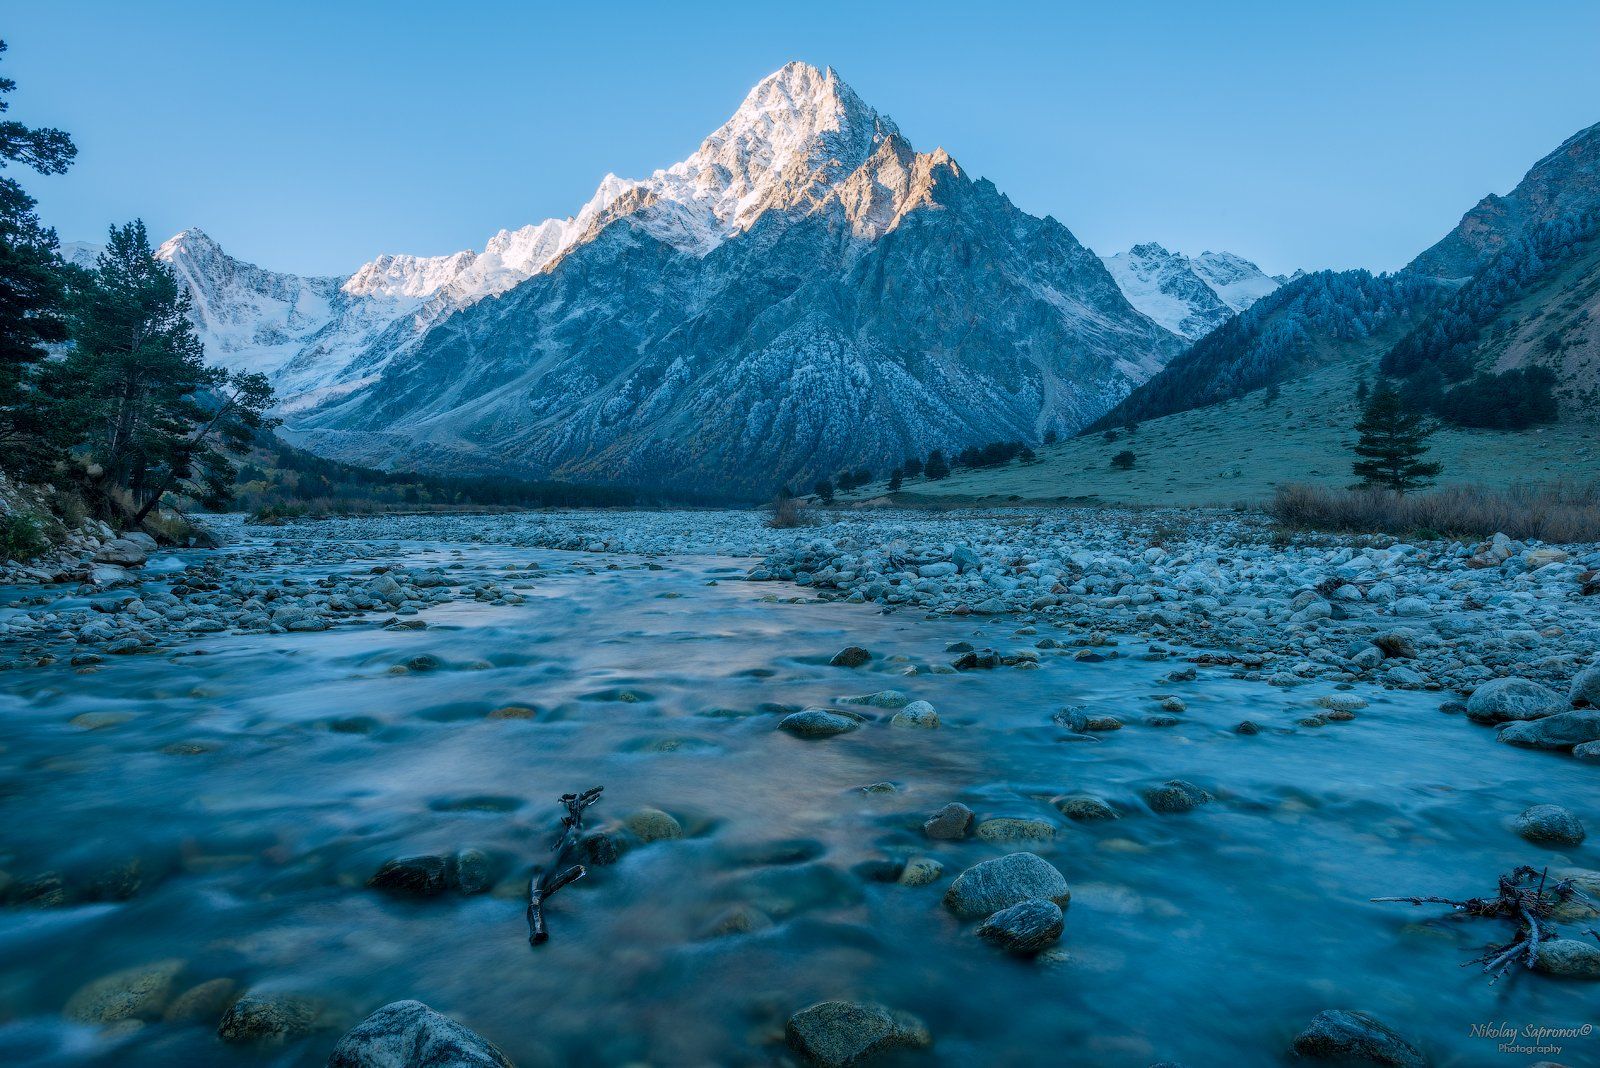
(1111, 450, 1136, 470)
(924, 449, 949, 480)
(0, 39, 79, 475)
(887, 467, 903, 492)
(1351, 381, 1441, 492)
(61, 220, 276, 521)
(902, 455, 923, 478)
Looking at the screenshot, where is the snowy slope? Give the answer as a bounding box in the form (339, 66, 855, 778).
(1101, 243, 1284, 340)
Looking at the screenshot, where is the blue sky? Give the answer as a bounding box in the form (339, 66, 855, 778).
(9, 1, 1600, 277)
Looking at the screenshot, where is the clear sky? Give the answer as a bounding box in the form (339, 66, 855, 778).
(9, 1, 1600, 278)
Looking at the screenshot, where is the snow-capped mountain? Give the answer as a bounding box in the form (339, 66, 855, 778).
(1100, 243, 1285, 340)
(74, 62, 1185, 493)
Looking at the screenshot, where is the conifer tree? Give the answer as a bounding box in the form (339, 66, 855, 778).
(61, 220, 276, 521)
(924, 449, 949, 480)
(0, 39, 79, 475)
(1350, 381, 1440, 492)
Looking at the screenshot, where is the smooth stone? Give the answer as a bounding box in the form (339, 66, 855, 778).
(974, 817, 1056, 843)
(327, 999, 514, 1067)
(163, 978, 239, 1024)
(785, 1001, 930, 1068)
(839, 690, 910, 709)
(1290, 1009, 1425, 1066)
(780, 709, 861, 738)
(923, 802, 974, 840)
(897, 857, 944, 887)
(1499, 711, 1600, 750)
(976, 898, 1064, 954)
(1465, 677, 1567, 724)
(943, 852, 1071, 919)
(1052, 795, 1118, 821)
(217, 992, 322, 1045)
(64, 959, 185, 1023)
(453, 849, 494, 894)
(1142, 780, 1214, 814)
(1532, 938, 1600, 979)
(889, 700, 940, 728)
(1515, 804, 1586, 846)
(625, 808, 684, 843)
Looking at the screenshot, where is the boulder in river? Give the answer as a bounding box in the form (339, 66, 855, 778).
(94, 538, 148, 567)
(217, 991, 322, 1045)
(1531, 938, 1600, 979)
(625, 807, 684, 842)
(368, 855, 451, 896)
(829, 646, 872, 668)
(944, 852, 1070, 919)
(923, 802, 974, 840)
(889, 700, 940, 728)
(1514, 804, 1586, 847)
(1498, 711, 1600, 750)
(64, 959, 185, 1023)
(785, 1000, 930, 1067)
(976, 898, 1063, 954)
(1465, 677, 1566, 724)
(780, 708, 861, 738)
(1290, 1009, 1425, 1066)
(1571, 664, 1600, 709)
(328, 999, 513, 1067)
(974, 817, 1056, 843)
(1142, 780, 1214, 814)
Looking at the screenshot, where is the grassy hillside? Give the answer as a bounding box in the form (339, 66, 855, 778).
(854, 355, 1599, 507)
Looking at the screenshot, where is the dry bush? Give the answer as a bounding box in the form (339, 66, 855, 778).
(1270, 481, 1600, 543)
(766, 496, 813, 529)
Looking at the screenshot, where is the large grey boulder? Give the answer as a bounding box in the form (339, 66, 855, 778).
(1465, 678, 1566, 724)
(785, 1000, 930, 1067)
(94, 538, 148, 567)
(1571, 664, 1600, 709)
(1498, 711, 1600, 750)
(328, 1000, 514, 1067)
(943, 852, 1070, 919)
(1290, 1009, 1425, 1066)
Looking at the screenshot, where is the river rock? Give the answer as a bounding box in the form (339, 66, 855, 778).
(897, 857, 944, 887)
(327, 999, 514, 1067)
(1465, 677, 1567, 724)
(64, 959, 185, 1023)
(163, 978, 239, 1024)
(1514, 805, 1586, 846)
(889, 700, 940, 728)
(976, 898, 1064, 954)
(625, 808, 684, 842)
(974, 817, 1056, 843)
(1142, 780, 1213, 814)
(923, 802, 974, 840)
(1571, 665, 1600, 709)
(1531, 938, 1600, 979)
(368, 854, 451, 896)
(1574, 740, 1600, 762)
(839, 690, 910, 709)
(943, 852, 1070, 919)
(452, 849, 495, 893)
(1052, 795, 1118, 821)
(784, 1000, 930, 1067)
(1290, 1009, 1425, 1066)
(1499, 711, 1600, 750)
(829, 646, 872, 668)
(217, 991, 322, 1044)
(94, 538, 148, 567)
(780, 708, 861, 738)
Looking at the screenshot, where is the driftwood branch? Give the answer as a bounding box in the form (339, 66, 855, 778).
(1373, 865, 1596, 984)
(527, 786, 603, 945)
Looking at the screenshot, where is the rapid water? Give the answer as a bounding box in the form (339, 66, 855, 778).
(0, 530, 1594, 1066)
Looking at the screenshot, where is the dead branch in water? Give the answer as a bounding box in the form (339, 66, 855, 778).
(527, 786, 603, 946)
(1373, 865, 1598, 983)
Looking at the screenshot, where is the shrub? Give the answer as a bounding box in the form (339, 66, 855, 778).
(813, 479, 834, 504)
(767, 496, 813, 529)
(0, 512, 49, 562)
(1111, 450, 1136, 470)
(1269, 481, 1600, 543)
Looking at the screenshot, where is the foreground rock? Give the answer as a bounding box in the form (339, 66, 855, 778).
(63, 959, 184, 1023)
(1498, 711, 1600, 751)
(216, 991, 322, 1044)
(328, 999, 514, 1067)
(1514, 804, 1586, 846)
(943, 852, 1070, 919)
(1531, 938, 1600, 979)
(780, 708, 862, 738)
(976, 898, 1063, 954)
(1290, 1009, 1425, 1066)
(785, 1000, 930, 1067)
(1465, 678, 1566, 724)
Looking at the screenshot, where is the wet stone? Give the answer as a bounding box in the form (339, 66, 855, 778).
(785, 1000, 931, 1068)
(923, 802, 975, 840)
(1142, 780, 1214, 814)
(327, 998, 513, 1067)
(1290, 1009, 1425, 1066)
(944, 852, 1071, 920)
(977, 898, 1064, 954)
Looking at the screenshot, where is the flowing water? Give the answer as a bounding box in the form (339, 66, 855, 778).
(0, 528, 1595, 1066)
